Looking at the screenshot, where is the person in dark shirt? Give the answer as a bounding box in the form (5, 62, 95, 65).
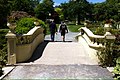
(49, 20, 57, 41)
(59, 21, 68, 42)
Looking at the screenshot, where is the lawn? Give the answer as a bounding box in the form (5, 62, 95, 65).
(67, 24, 84, 32)
(45, 23, 84, 34)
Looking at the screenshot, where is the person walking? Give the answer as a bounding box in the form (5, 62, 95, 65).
(59, 21, 68, 42)
(49, 19, 57, 41)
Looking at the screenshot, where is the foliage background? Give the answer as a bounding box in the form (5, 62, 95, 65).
(16, 17, 46, 34)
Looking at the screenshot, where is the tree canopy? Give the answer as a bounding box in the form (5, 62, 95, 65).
(60, 0, 91, 24)
(59, 0, 120, 23)
(0, 0, 9, 28)
(0, 0, 120, 29)
(93, 0, 120, 21)
(8, 0, 39, 15)
(0, 0, 40, 28)
(34, 0, 54, 21)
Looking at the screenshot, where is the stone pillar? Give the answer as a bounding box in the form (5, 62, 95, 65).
(104, 32, 116, 65)
(5, 32, 16, 65)
(104, 32, 116, 46)
(105, 32, 116, 40)
(104, 24, 112, 32)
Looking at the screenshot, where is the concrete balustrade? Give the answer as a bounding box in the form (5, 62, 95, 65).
(6, 32, 16, 65)
(77, 27, 116, 49)
(6, 26, 44, 64)
(77, 27, 106, 50)
(76, 27, 116, 61)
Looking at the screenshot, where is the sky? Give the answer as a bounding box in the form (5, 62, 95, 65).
(53, 0, 106, 6)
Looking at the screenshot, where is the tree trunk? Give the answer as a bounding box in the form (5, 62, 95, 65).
(77, 13, 80, 25)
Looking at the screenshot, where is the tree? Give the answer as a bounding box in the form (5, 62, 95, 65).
(92, 0, 120, 21)
(106, 0, 120, 3)
(55, 7, 64, 21)
(0, 0, 9, 28)
(68, 0, 90, 24)
(105, 0, 120, 21)
(7, 0, 40, 15)
(11, 0, 34, 14)
(60, 3, 69, 20)
(34, 0, 54, 21)
(30, 0, 40, 8)
(0, 0, 40, 28)
(93, 3, 105, 21)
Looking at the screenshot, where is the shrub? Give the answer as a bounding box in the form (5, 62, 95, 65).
(16, 17, 46, 34)
(0, 66, 3, 77)
(110, 29, 120, 36)
(96, 34, 119, 67)
(97, 46, 114, 67)
(0, 29, 8, 62)
(0, 29, 8, 77)
(90, 27, 120, 36)
(16, 18, 34, 34)
(7, 11, 30, 23)
(94, 27, 105, 35)
(0, 29, 8, 48)
(0, 29, 8, 50)
(113, 57, 120, 80)
(89, 26, 120, 67)
(0, 45, 7, 66)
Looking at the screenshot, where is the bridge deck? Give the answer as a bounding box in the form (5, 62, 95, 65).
(34, 42, 98, 65)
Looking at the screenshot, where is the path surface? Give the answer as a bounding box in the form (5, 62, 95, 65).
(4, 32, 113, 79)
(45, 31, 79, 42)
(33, 42, 97, 65)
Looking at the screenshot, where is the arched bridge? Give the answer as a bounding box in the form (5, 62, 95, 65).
(4, 26, 115, 79)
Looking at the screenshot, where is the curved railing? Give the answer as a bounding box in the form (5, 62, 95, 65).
(76, 27, 116, 61)
(76, 27, 116, 50)
(77, 27, 105, 50)
(6, 26, 44, 64)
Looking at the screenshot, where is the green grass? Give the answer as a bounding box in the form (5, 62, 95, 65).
(67, 24, 84, 32)
(45, 24, 84, 34)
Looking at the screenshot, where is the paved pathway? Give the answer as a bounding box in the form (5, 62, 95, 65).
(3, 31, 113, 79)
(45, 31, 79, 42)
(34, 42, 97, 65)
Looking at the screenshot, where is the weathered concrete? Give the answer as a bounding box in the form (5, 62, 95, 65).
(4, 64, 113, 79)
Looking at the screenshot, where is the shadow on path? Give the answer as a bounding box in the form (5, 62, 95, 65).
(24, 40, 49, 63)
(50, 41, 72, 42)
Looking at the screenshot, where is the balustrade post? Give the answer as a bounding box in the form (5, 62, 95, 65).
(104, 32, 116, 65)
(6, 32, 16, 65)
(104, 32, 116, 47)
(5, 23, 16, 65)
(105, 32, 116, 41)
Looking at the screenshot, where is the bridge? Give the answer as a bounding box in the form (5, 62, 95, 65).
(4, 26, 115, 79)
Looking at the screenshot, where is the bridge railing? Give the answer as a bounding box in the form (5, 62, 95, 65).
(6, 26, 44, 65)
(76, 27, 116, 61)
(77, 27, 116, 50)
